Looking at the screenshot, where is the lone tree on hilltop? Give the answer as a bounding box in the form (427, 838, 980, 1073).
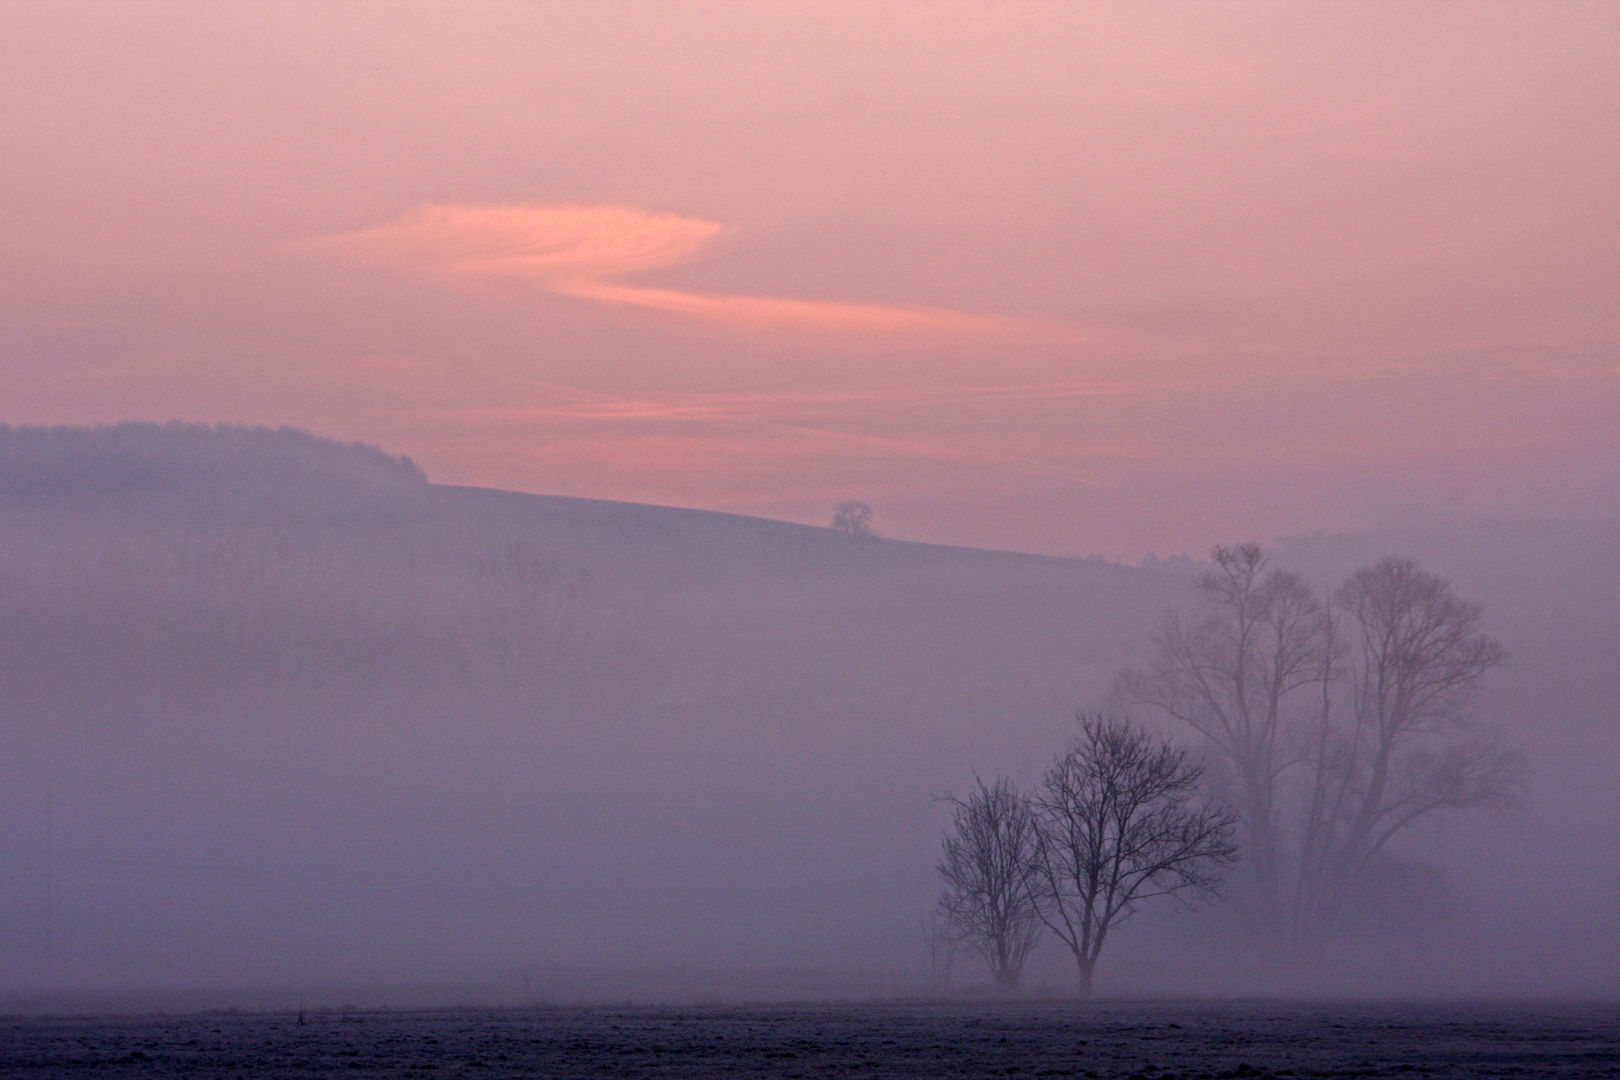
(936, 777, 1043, 991)
(1028, 715, 1237, 997)
(831, 501, 878, 538)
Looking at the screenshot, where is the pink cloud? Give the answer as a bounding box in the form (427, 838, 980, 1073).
(297, 203, 1085, 344)
(300, 204, 721, 284)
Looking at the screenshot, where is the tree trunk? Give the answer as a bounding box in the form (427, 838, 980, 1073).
(1075, 956, 1096, 999)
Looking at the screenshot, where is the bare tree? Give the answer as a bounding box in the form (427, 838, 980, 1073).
(936, 777, 1043, 991)
(1120, 547, 1522, 966)
(1115, 544, 1331, 937)
(1289, 557, 1521, 956)
(831, 500, 878, 538)
(1028, 715, 1238, 997)
(919, 912, 957, 995)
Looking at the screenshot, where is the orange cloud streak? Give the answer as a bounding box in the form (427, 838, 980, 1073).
(299, 203, 1083, 344)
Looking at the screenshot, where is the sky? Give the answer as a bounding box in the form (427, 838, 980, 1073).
(2, 1, 1616, 557)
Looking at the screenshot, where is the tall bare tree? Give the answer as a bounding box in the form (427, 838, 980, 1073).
(1120, 547, 1522, 965)
(1028, 716, 1237, 996)
(1115, 544, 1331, 933)
(1289, 557, 1521, 955)
(936, 777, 1043, 990)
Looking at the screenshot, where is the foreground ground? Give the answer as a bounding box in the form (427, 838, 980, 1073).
(1, 1002, 1616, 1079)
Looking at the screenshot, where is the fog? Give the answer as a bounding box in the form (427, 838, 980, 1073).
(2, 0, 1615, 1025)
(0, 423, 1612, 1007)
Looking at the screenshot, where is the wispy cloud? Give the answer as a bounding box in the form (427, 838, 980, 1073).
(300, 204, 721, 285)
(297, 203, 1086, 344)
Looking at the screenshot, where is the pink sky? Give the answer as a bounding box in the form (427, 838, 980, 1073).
(2, 2, 1616, 556)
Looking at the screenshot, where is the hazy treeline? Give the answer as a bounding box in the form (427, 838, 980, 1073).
(0, 422, 426, 497)
(0, 424, 643, 704)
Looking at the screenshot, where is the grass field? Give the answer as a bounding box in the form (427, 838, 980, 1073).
(2, 1001, 1617, 1078)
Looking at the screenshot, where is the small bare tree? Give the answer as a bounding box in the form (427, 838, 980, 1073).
(831, 501, 878, 538)
(919, 912, 957, 995)
(1029, 716, 1238, 997)
(936, 777, 1043, 991)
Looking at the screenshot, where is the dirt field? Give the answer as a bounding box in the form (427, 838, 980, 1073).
(2, 1001, 1616, 1079)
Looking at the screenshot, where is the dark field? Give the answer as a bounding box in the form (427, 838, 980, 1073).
(2, 1002, 1617, 1079)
